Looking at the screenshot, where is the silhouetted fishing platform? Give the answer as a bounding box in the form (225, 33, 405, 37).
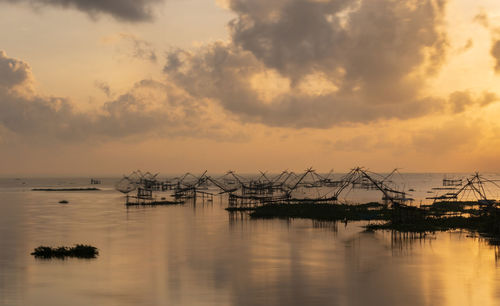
(115, 169, 500, 208)
(123, 186, 185, 206)
(113, 168, 500, 240)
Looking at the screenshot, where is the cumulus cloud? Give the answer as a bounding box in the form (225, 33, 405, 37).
(0, 50, 32, 89)
(492, 41, 500, 73)
(94, 81, 112, 98)
(165, 0, 450, 128)
(0, 0, 163, 22)
(118, 33, 157, 62)
(448, 90, 499, 113)
(456, 39, 473, 54)
(473, 10, 489, 28)
(472, 10, 500, 74)
(2, 0, 497, 144)
(0, 51, 243, 142)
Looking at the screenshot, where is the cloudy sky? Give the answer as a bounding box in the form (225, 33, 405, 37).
(1, 0, 500, 175)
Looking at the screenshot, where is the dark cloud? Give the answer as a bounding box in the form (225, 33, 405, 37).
(2, 0, 497, 143)
(0, 50, 31, 89)
(473, 11, 489, 28)
(0, 51, 243, 142)
(94, 81, 112, 98)
(119, 34, 157, 62)
(457, 39, 473, 54)
(165, 0, 450, 128)
(492, 40, 500, 73)
(472, 10, 500, 74)
(0, 0, 163, 22)
(448, 90, 499, 113)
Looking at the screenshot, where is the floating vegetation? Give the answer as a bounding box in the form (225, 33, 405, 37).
(366, 213, 500, 240)
(32, 188, 100, 192)
(365, 216, 488, 233)
(31, 244, 98, 259)
(249, 202, 391, 221)
(248, 200, 500, 242)
(225, 207, 257, 212)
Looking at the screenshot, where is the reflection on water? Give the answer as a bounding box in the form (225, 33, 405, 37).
(1, 177, 500, 305)
(390, 231, 431, 256)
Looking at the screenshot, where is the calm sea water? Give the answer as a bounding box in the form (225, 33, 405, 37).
(1, 174, 500, 306)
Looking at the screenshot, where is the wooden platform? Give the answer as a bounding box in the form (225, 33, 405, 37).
(125, 199, 184, 206)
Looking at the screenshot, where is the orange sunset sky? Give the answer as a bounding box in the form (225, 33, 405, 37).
(1, 0, 500, 175)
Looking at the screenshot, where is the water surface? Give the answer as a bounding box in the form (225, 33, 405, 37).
(1, 176, 500, 305)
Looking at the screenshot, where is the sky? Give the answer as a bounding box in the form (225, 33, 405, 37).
(1, 0, 500, 176)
